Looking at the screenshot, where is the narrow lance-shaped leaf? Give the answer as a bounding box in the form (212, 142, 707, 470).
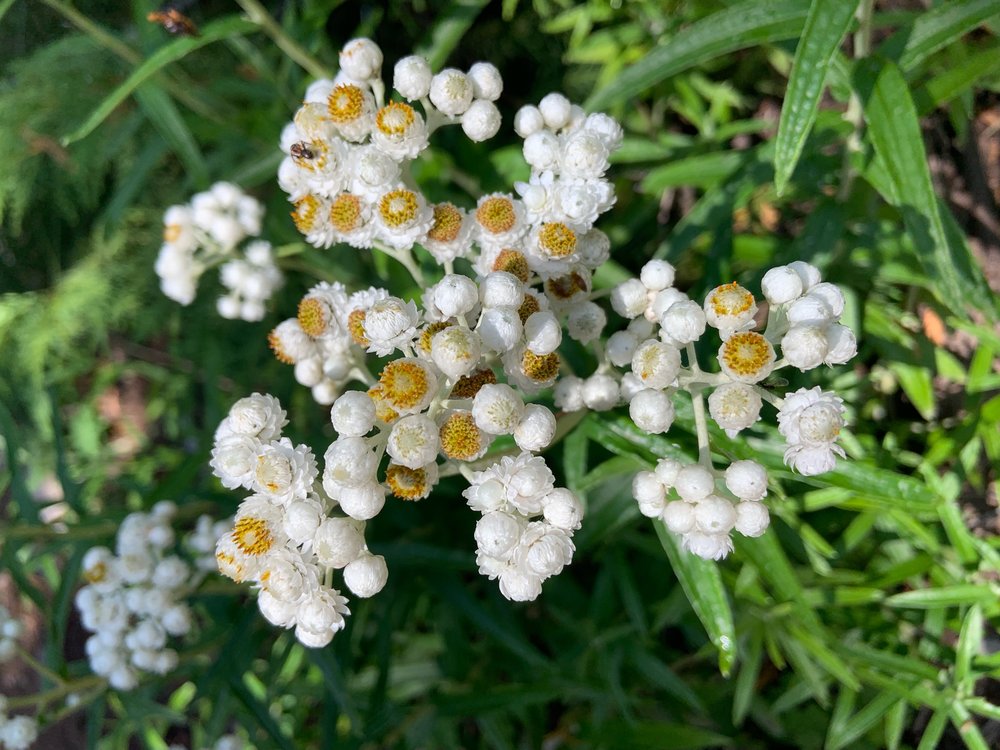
(63, 15, 257, 145)
(586, 0, 811, 110)
(653, 520, 737, 676)
(854, 58, 996, 321)
(773, 0, 860, 195)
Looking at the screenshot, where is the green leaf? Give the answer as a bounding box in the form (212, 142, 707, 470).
(885, 585, 998, 609)
(854, 58, 995, 321)
(955, 604, 984, 686)
(732, 628, 764, 725)
(887, 362, 935, 420)
(586, 720, 734, 749)
(881, 0, 1000, 74)
(642, 151, 746, 191)
(417, 0, 491, 69)
(826, 689, 900, 750)
(586, 0, 811, 110)
(62, 15, 257, 145)
(917, 43, 1000, 114)
(133, 85, 208, 185)
(653, 520, 737, 676)
(774, 0, 860, 195)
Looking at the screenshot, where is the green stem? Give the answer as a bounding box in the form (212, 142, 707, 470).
(837, 0, 874, 202)
(5, 675, 106, 711)
(685, 344, 712, 467)
(233, 0, 333, 81)
(14, 645, 65, 685)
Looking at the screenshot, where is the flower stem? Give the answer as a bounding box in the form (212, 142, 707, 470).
(685, 344, 712, 467)
(233, 0, 333, 81)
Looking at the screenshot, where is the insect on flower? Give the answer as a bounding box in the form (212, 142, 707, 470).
(147, 8, 200, 37)
(290, 142, 316, 161)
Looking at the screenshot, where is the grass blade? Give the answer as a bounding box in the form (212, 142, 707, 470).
(881, 0, 1000, 73)
(587, 0, 810, 110)
(653, 520, 737, 676)
(774, 0, 860, 195)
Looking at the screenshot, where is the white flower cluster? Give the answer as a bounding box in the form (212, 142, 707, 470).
(0, 606, 24, 664)
(0, 698, 38, 750)
(278, 38, 619, 273)
(464, 453, 582, 601)
(76, 502, 194, 689)
(155, 182, 282, 320)
(634, 458, 770, 560)
(553, 258, 856, 559)
(210, 394, 387, 648)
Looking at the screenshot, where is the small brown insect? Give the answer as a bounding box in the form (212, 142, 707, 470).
(147, 9, 200, 37)
(290, 142, 315, 160)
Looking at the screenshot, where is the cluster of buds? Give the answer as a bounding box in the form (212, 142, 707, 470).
(210, 394, 387, 648)
(0, 697, 37, 750)
(575, 258, 855, 558)
(0, 606, 24, 664)
(155, 182, 282, 321)
(76, 504, 196, 689)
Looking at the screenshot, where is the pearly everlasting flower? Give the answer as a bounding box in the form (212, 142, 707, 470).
(478, 307, 524, 353)
(343, 553, 388, 598)
(734, 501, 770, 537)
(761, 265, 804, 305)
(514, 104, 544, 137)
(393, 55, 433, 99)
(553, 375, 585, 412)
(429, 68, 474, 116)
(375, 187, 434, 250)
(422, 203, 474, 263)
(704, 282, 757, 339)
(467, 61, 503, 100)
(538, 92, 572, 130)
(524, 311, 562, 356)
(372, 102, 429, 159)
(778, 387, 847, 476)
(631, 339, 681, 390)
(431, 327, 482, 380)
(781, 325, 829, 370)
(339, 38, 383, 81)
(472, 384, 525, 435)
(364, 297, 420, 356)
(663, 500, 696, 534)
(675, 465, 715, 503)
(331, 391, 377, 437)
(639, 259, 675, 291)
(252, 438, 318, 504)
(566, 301, 607, 344)
(462, 100, 502, 142)
(629, 388, 675, 434)
(387, 415, 440, 469)
(582, 373, 619, 411)
(718, 332, 776, 384)
(725, 460, 768, 501)
(513, 404, 556, 452)
(659, 300, 707, 347)
(708, 382, 763, 434)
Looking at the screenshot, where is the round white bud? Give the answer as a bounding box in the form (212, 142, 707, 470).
(514, 404, 557, 452)
(650, 288, 688, 322)
(824, 323, 857, 365)
(640, 260, 676, 291)
(659, 300, 707, 347)
(339, 38, 383, 80)
(431, 274, 479, 319)
(708, 382, 763, 433)
(628, 389, 675, 434)
(781, 325, 829, 370)
(524, 311, 562, 355)
(654, 458, 683, 488)
(582, 373, 620, 411)
(343, 553, 388, 597)
(313, 517, 365, 569)
(694, 496, 737, 534)
(662, 500, 695, 534)
(475, 511, 523, 558)
(480, 271, 524, 309)
(566, 301, 607, 344)
(312, 379, 339, 405)
(386, 415, 439, 469)
(338, 482, 386, 521)
(611, 278, 648, 319)
(725, 460, 768, 501)
(553, 375, 585, 412)
(466, 61, 503, 100)
(735, 501, 770, 537)
(477, 307, 523, 353)
(429, 68, 474, 116)
(788, 260, 822, 291)
(431, 326, 482, 380)
(473, 383, 525, 435)
(331, 391, 376, 437)
(393, 55, 433, 99)
(522, 131, 560, 171)
(606, 330, 639, 367)
(542, 488, 583, 531)
(675, 465, 715, 502)
(807, 283, 845, 318)
(462, 100, 502, 142)
(513, 105, 544, 138)
(761, 265, 804, 305)
(538, 92, 572, 130)
(633, 471, 666, 517)
(618, 372, 646, 402)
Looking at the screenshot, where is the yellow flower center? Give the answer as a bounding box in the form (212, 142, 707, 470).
(476, 197, 517, 235)
(375, 102, 416, 135)
(426, 203, 464, 243)
(439, 412, 483, 460)
(545, 272, 588, 302)
(297, 297, 329, 337)
(292, 139, 328, 171)
(385, 464, 430, 500)
(419, 321, 453, 354)
(330, 193, 363, 233)
(268, 328, 295, 364)
(84, 561, 106, 584)
(368, 384, 400, 424)
(537, 222, 577, 258)
(328, 84, 366, 123)
(720, 332, 773, 378)
(291, 195, 321, 234)
(521, 349, 560, 383)
(517, 293, 542, 324)
(378, 189, 420, 228)
(348, 309, 370, 346)
(450, 368, 497, 399)
(492, 249, 530, 283)
(163, 224, 181, 243)
(379, 360, 432, 411)
(709, 282, 755, 317)
(232, 516, 274, 556)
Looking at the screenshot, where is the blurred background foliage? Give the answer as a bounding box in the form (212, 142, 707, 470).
(1, 0, 1000, 748)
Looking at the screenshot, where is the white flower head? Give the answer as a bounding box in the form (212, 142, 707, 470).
(467, 61, 503, 101)
(675, 465, 715, 503)
(761, 265, 804, 305)
(475, 511, 526, 560)
(708, 381, 763, 435)
(631, 339, 681, 390)
(462, 100, 502, 142)
(662, 500, 696, 535)
(582, 372, 619, 411)
(331, 390, 377, 437)
(252, 438, 318, 504)
(431, 326, 483, 380)
(364, 296, 420, 356)
(393, 55, 433, 100)
(375, 187, 434, 250)
(541, 488, 583, 531)
(659, 300, 707, 347)
(735, 501, 770, 537)
(629, 388, 675, 434)
(323, 436, 379, 491)
(464, 452, 555, 515)
(225, 393, 288, 442)
(429, 68, 474, 116)
(472, 383, 525, 435)
(718, 332, 776, 384)
(422, 203, 475, 263)
(513, 404, 557, 452)
(339, 38, 383, 81)
(343, 552, 389, 598)
(704, 282, 757, 339)
(781, 324, 829, 370)
(313, 517, 366, 569)
(725, 460, 769, 501)
(372, 102, 429, 159)
(386, 414, 440, 469)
